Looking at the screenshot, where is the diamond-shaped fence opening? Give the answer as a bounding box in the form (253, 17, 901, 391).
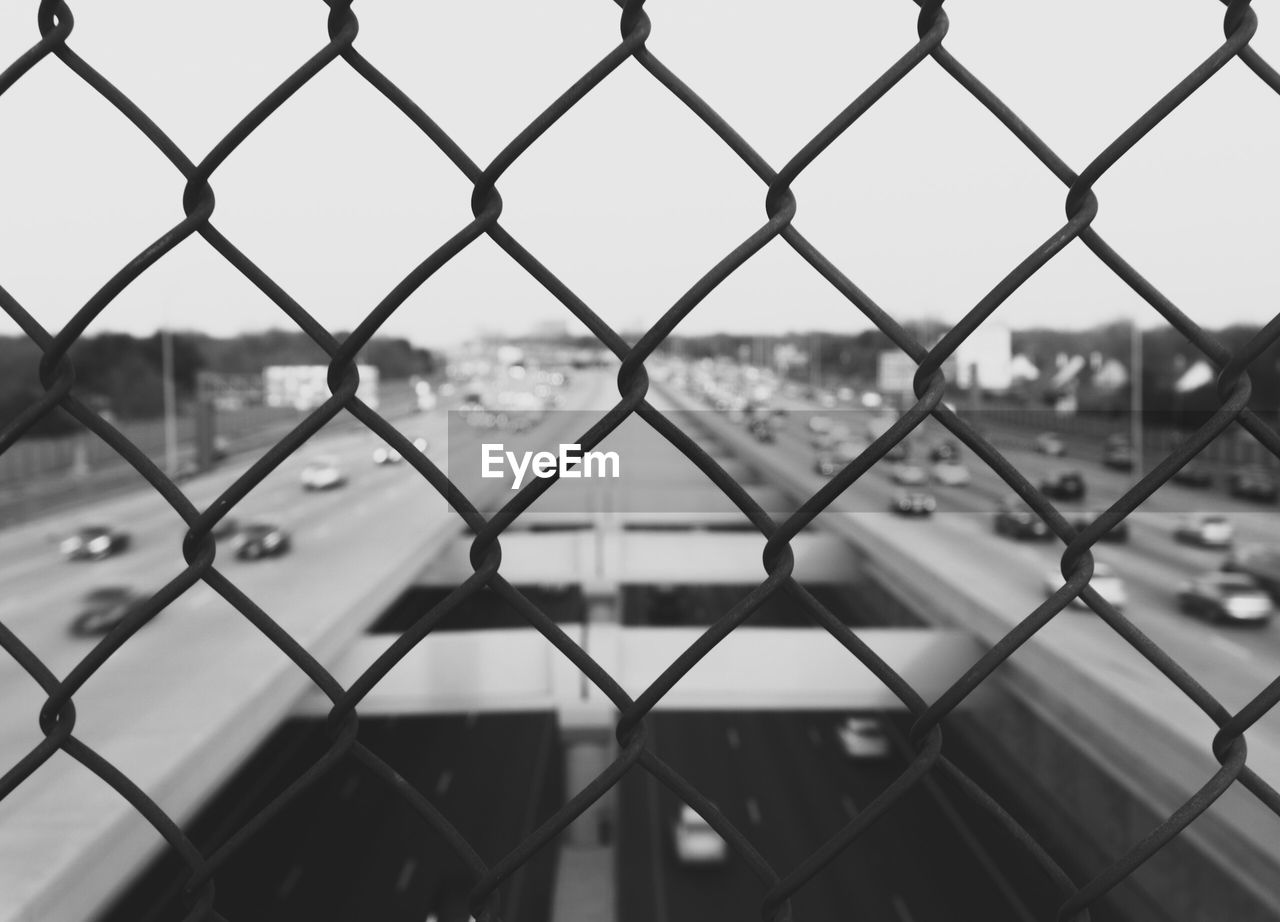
(2, 2, 1280, 921)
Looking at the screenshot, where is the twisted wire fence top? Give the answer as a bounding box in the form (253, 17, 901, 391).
(2, 1, 1279, 920)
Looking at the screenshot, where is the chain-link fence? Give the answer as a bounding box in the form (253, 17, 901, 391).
(2, 1, 1279, 920)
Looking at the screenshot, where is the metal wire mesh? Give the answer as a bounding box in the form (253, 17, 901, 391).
(2, 1, 1279, 920)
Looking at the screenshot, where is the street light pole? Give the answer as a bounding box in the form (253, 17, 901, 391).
(1131, 317, 1143, 477)
(810, 332, 820, 389)
(162, 325, 178, 477)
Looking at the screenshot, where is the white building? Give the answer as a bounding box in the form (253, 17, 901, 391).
(263, 364, 380, 411)
(954, 325, 1013, 391)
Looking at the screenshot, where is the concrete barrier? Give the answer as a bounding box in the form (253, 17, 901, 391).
(295, 626, 984, 716)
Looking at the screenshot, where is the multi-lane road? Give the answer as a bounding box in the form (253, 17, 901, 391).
(6, 361, 1278, 920)
(100, 714, 561, 922)
(716, 381, 1280, 714)
(0, 370, 606, 921)
(670, 376, 1280, 891)
(617, 585, 1056, 922)
(89, 378, 1055, 922)
(618, 711, 1053, 922)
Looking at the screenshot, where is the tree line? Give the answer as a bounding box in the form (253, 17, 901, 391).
(0, 330, 439, 436)
(662, 322, 1280, 428)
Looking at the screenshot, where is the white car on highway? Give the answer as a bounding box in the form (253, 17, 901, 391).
(1043, 561, 1127, 611)
(301, 457, 347, 491)
(1173, 514, 1233, 548)
(672, 804, 728, 865)
(1035, 432, 1066, 456)
(930, 460, 971, 486)
(836, 716, 891, 759)
(372, 445, 402, 465)
(60, 525, 130, 561)
(889, 462, 928, 486)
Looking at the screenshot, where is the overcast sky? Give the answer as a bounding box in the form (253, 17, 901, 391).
(1, 0, 1278, 349)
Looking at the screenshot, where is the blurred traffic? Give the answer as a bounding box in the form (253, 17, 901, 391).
(20, 350, 583, 645)
(661, 354, 1280, 634)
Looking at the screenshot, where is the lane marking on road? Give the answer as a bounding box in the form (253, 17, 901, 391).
(745, 796, 762, 826)
(339, 776, 360, 801)
(841, 794, 859, 818)
(726, 727, 740, 750)
(396, 857, 417, 893)
(880, 722, 1037, 922)
(436, 770, 453, 796)
(275, 863, 304, 900)
(1210, 635, 1252, 661)
(808, 726, 821, 746)
(892, 895, 917, 922)
(644, 761, 671, 922)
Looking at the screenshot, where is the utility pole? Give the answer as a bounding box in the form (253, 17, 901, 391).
(1131, 317, 1143, 477)
(810, 332, 820, 389)
(162, 325, 179, 477)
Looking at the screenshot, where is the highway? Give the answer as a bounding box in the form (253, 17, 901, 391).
(618, 711, 1047, 922)
(331, 389, 1054, 922)
(5, 360, 1278, 920)
(99, 714, 561, 922)
(0, 369, 608, 921)
(666, 376, 1280, 887)
(745, 384, 1280, 726)
(98, 379, 1046, 922)
(617, 583, 1053, 921)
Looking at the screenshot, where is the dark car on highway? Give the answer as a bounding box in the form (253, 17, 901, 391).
(1176, 573, 1273, 625)
(928, 441, 959, 463)
(1222, 545, 1280, 599)
(1038, 470, 1085, 501)
(233, 523, 292, 560)
(994, 496, 1051, 540)
(1103, 435, 1134, 471)
(890, 491, 936, 517)
(1171, 461, 1213, 488)
(72, 587, 148, 637)
(1227, 466, 1278, 503)
(60, 525, 131, 561)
